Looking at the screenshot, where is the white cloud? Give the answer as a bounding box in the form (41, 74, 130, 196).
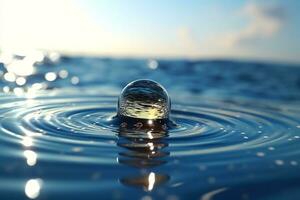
(218, 2, 285, 47)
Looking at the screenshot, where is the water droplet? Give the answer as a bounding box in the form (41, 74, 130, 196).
(118, 79, 170, 120)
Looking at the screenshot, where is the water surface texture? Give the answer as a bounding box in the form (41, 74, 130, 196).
(0, 52, 300, 200)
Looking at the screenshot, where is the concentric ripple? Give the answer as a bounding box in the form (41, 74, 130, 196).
(170, 102, 300, 157)
(0, 95, 299, 162)
(0, 94, 300, 199)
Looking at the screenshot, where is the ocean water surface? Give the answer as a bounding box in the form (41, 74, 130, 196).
(0, 52, 300, 200)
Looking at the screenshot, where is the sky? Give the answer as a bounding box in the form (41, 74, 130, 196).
(0, 0, 299, 63)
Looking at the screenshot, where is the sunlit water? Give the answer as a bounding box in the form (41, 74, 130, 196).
(0, 52, 300, 200)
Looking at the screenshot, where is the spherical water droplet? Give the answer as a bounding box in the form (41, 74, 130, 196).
(118, 79, 170, 120)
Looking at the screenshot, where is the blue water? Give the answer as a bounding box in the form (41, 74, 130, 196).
(0, 52, 300, 200)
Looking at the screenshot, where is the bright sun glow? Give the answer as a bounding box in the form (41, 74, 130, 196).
(0, 0, 298, 62)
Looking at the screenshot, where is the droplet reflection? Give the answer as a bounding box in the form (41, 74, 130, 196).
(117, 119, 170, 190)
(120, 172, 169, 192)
(147, 172, 156, 191)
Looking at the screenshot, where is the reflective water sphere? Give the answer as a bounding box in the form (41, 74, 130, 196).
(118, 79, 171, 120)
(116, 79, 171, 132)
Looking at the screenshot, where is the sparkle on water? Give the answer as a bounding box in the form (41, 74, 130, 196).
(0, 50, 300, 200)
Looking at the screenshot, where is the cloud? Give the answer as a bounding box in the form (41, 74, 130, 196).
(219, 2, 285, 47)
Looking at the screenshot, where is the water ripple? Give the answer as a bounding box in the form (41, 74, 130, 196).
(0, 95, 299, 165)
(0, 94, 299, 199)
